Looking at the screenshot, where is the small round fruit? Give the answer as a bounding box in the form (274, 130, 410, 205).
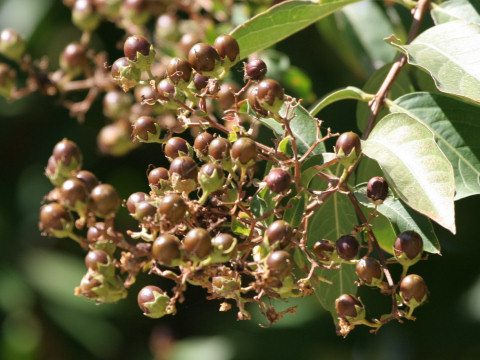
(60, 178, 89, 208)
(138, 285, 162, 313)
(266, 250, 293, 279)
(188, 43, 220, 73)
(193, 74, 209, 91)
(124, 35, 151, 62)
(335, 294, 362, 319)
(399, 274, 428, 305)
(183, 228, 212, 259)
(246, 59, 267, 80)
(265, 220, 292, 248)
(126, 192, 148, 214)
(132, 116, 157, 141)
(247, 86, 268, 116)
(336, 235, 359, 261)
(216, 82, 238, 111)
(86, 222, 105, 243)
(166, 57, 192, 84)
(367, 176, 389, 204)
(265, 169, 291, 193)
(53, 139, 81, 167)
(356, 257, 382, 285)
(85, 249, 109, 270)
(148, 167, 169, 187)
(60, 42, 87, 74)
(111, 57, 130, 78)
(89, 184, 121, 218)
(75, 170, 99, 192)
(212, 233, 235, 251)
(335, 132, 361, 157)
(135, 201, 156, 221)
(39, 203, 72, 235)
(169, 156, 198, 180)
(164, 137, 189, 159)
(158, 193, 187, 223)
(194, 132, 213, 155)
(213, 34, 239, 62)
(231, 137, 257, 165)
(152, 234, 181, 266)
(256, 78, 284, 107)
(313, 240, 334, 261)
(157, 79, 175, 98)
(394, 231, 423, 260)
(208, 137, 231, 161)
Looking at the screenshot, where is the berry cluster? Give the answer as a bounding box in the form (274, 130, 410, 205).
(0, 1, 431, 336)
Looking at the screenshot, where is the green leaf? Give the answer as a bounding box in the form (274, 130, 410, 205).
(258, 102, 326, 156)
(362, 113, 456, 233)
(300, 153, 337, 187)
(431, 0, 480, 25)
(284, 193, 306, 228)
(390, 92, 480, 200)
(231, 217, 251, 236)
(308, 172, 358, 319)
(251, 187, 275, 225)
(277, 136, 291, 154)
(231, 0, 360, 60)
(309, 86, 372, 116)
(356, 62, 414, 131)
(390, 21, 480, 104)
(354, 185, 440, 254)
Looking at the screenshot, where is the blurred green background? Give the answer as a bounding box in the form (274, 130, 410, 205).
(1, 0, 480, 359)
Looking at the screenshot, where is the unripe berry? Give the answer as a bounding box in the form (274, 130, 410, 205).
(0, 62, 15, 98)
(148, 167, 169, 189)
(183, 228, 212, 259)
(212, 233, 236, 252)
(72, 0, 101, 31)
(124, 35, 150, 62)
(245, 59, 267, 80)
(164, 137, 189, 159)
(266, 250, 293, 279)
(157, 79, 175, 98)
(85, 249, 109, 270)
(231, 137, 257, 166)
(111, 57, 130, 79)
(265, 220, 292, 248)
(336, 235, 359, 261)
(0, 29, 26, 61)
(53, 139, 82, 168)
(126, 192, 148, 214)
(137, 285, 173, 318)
(152, 234, 181, 266)
(59, 178, 89, 210)
(188, 43, 220, 74)
(89, 184, 120, 218)
(86, 222, 105, 243)
(356, 257, 383, 285)
(198, 163, 225, 194)
(166, 57, 192, 84)
(121, 0, 150, 25)
(103, 90, 132, 119)
(265, 169, 291, 193)
(213, 34, 240, 62)
(335, 294, 363, 319)
(367, 176, 389, 204)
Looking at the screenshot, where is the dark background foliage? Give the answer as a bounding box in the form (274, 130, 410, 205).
(0, 0, 479, 359)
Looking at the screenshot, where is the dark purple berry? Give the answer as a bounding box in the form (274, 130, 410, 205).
(193, 74, 209, 91)
(367, 176, 389, 203)
(246, 59, 267, 80)
(157, 79, 175, 98)
(86, 222, 105, 243)
(265, 169, 291, 193)
(60, 42, 87, 74)
(124, 35, 151, 61)
(336, 235, 359, 261)
(335, 132, 361, 157)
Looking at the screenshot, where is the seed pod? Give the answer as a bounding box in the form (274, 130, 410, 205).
(126, 192, 148, 214)
(156, 79, 175, 99)
(158, 193, 187, 224)
(194, 132, 213, 156)
(355, 257, 383, 286)
(75, 170, 99, 192)
(188, 43, 220, 74)
(132, 116, 158, 142)
(124, 35, 151, 62)
(245, 59, 267, 80)
(231, 137, 257, 166)
(313, 240, 335, 262)
(103, 90, 132, 119)
(169, 156, 198, 180)
(335, 294, 364, 320)
(148, 167, 169, 192)
(39, 203, 73, 238)
(85, 249, 110, 270)
(335, 132, 361, 161)
(137, 285, 174, 318)
(265, 220, 292, 248)
(399, 274, 428, 308)
(89, 184, 121, 218)
(164, 137, 189, 159)
(394, 230, 423, 267)
(256, 78, 284, 114)
(166, 57, 192, 85)
(208, 137, 231, 161)
(213, 34, 239, 62)
(59, 178, 89, 211)
(121, 0, 150, 26)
